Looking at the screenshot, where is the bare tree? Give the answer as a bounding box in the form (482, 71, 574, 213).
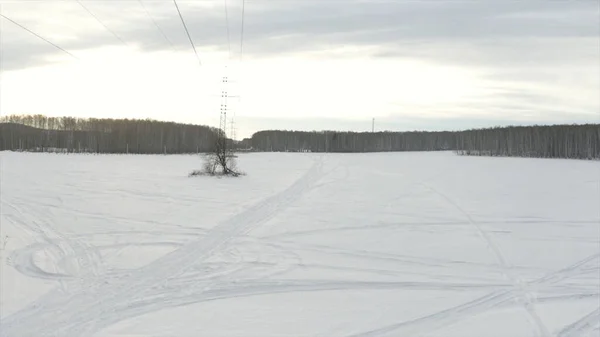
(190, 129, 243, 177)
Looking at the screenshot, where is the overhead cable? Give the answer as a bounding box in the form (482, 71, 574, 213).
(138, 0, 176, 50)
(0, 14, 78, 60)
(173, 0, 202, 66)
(239, 0, 245, 62)
(75, 0, 128, 47)
(224, 0, 231, 60)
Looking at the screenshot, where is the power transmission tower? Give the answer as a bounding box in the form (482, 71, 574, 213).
(218, 73, 240, 153)
(208, 72, 241, 176)
(219, 75, 229, 141)
(229, 117, 236, 142)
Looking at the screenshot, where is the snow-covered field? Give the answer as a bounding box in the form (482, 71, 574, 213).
(0, 151, 598, 337)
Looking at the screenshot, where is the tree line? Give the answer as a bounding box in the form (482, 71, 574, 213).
(248, 124, 600, 160)
(454, 124, 600, 159)
(0, 115, 220, 154)
(247, 130, 455, 153)
(2, 115, 598, 159)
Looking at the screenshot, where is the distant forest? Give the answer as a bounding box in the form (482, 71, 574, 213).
(1, 114, 599, 159)
(250, 124, 600, 160)
(0, 115, 221, 154)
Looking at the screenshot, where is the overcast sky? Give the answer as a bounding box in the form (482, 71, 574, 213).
(1, 0, 598, 138)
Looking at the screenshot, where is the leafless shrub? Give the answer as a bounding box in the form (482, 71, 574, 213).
(189, 135, 244, 177)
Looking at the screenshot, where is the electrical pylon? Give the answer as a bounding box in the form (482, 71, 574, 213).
(219, 74, 229, 140)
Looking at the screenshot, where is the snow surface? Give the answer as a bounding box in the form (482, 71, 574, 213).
(0, 151, 598, 337)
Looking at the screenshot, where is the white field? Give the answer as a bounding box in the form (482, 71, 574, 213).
(0, 151, 599, 337)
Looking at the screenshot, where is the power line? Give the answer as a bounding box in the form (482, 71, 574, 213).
(0, 14, 78, 60)
(239, 0, 246, 62)
(173, 0, 202, 66)
(223, 0, 231, 60)
(75, 0, 128, 47)
(231, 0, 247, 143)
(138, 0, 176, 50)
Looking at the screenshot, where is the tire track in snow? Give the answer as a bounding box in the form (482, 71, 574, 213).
(535, 253, 599, 285)
(10, 236, 300, 284)
(11, 227, 530, 286)
(268, 239, 542, 281)
(345, 252, 599, 337)
(557, 307, 600, 337)
(0, 157, 325, 337)
(420, 183, 551, 337)
(347, 289, 516, 337)
(101, 280, 510, 328)
(3, 155, 595, 337)
(39, 280, 595, 337)
(262, 219, 599, 240)
(2, 201, 104, 283)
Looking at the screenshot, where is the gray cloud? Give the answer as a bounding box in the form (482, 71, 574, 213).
(1, 0, 598, 70)
(2, 0, 598, 133)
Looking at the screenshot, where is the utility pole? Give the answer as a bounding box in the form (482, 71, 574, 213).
(372, 118, 375, 133)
